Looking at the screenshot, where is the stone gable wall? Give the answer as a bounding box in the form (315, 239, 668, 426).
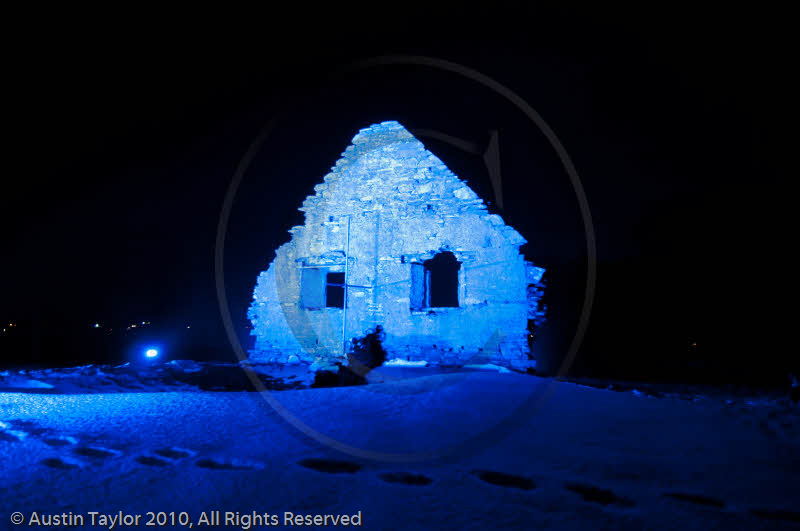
(248, 122, 543, 369)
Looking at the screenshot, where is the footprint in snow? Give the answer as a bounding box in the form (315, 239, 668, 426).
(0, 429, 27, 442)
(2, 419, 79, 447)
(663, 492, 725, 508)
(564, 482, 635, 507)
(195, 458, 262, 470)
(472, 470, 535, 491)
(136, 448, 196, 467)
(42, 457, 82, 469)
(73, 446, 121, 459)
(0, 420, 29, 442)
(297, 458, 362, 474)
(154, 447, 195, 460)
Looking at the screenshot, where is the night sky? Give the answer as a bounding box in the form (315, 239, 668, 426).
(1, 10, 789, 380)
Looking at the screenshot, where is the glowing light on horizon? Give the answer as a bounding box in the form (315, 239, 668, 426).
(145, 348, 158, 358)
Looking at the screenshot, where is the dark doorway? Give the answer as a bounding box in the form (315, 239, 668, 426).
(424, 252, 460, 307)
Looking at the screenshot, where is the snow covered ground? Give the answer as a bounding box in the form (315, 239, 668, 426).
(0, 361, 311, 394)
(1, 369, 798, 529)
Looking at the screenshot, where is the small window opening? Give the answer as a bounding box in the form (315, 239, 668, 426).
(326, 272, 345, 308)
(301, 268, 345, 309)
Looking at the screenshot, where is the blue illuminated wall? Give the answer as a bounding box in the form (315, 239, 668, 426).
(248, 121, 545, 369)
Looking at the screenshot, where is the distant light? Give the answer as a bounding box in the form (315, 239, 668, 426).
(145, 348, 158, 358)
(131, 324, 137, 328)
(94, 323, 100, 328)
(142, 321, 146, 325)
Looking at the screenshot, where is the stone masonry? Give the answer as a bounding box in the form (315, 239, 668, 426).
(248, 121, 545, 369)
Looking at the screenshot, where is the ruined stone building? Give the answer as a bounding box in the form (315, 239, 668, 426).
(248, 121, 545, 369)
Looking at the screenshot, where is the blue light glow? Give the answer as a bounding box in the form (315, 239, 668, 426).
(145, 348, 159, 359)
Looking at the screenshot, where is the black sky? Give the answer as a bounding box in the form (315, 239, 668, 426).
(1, 9, 790, 375)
